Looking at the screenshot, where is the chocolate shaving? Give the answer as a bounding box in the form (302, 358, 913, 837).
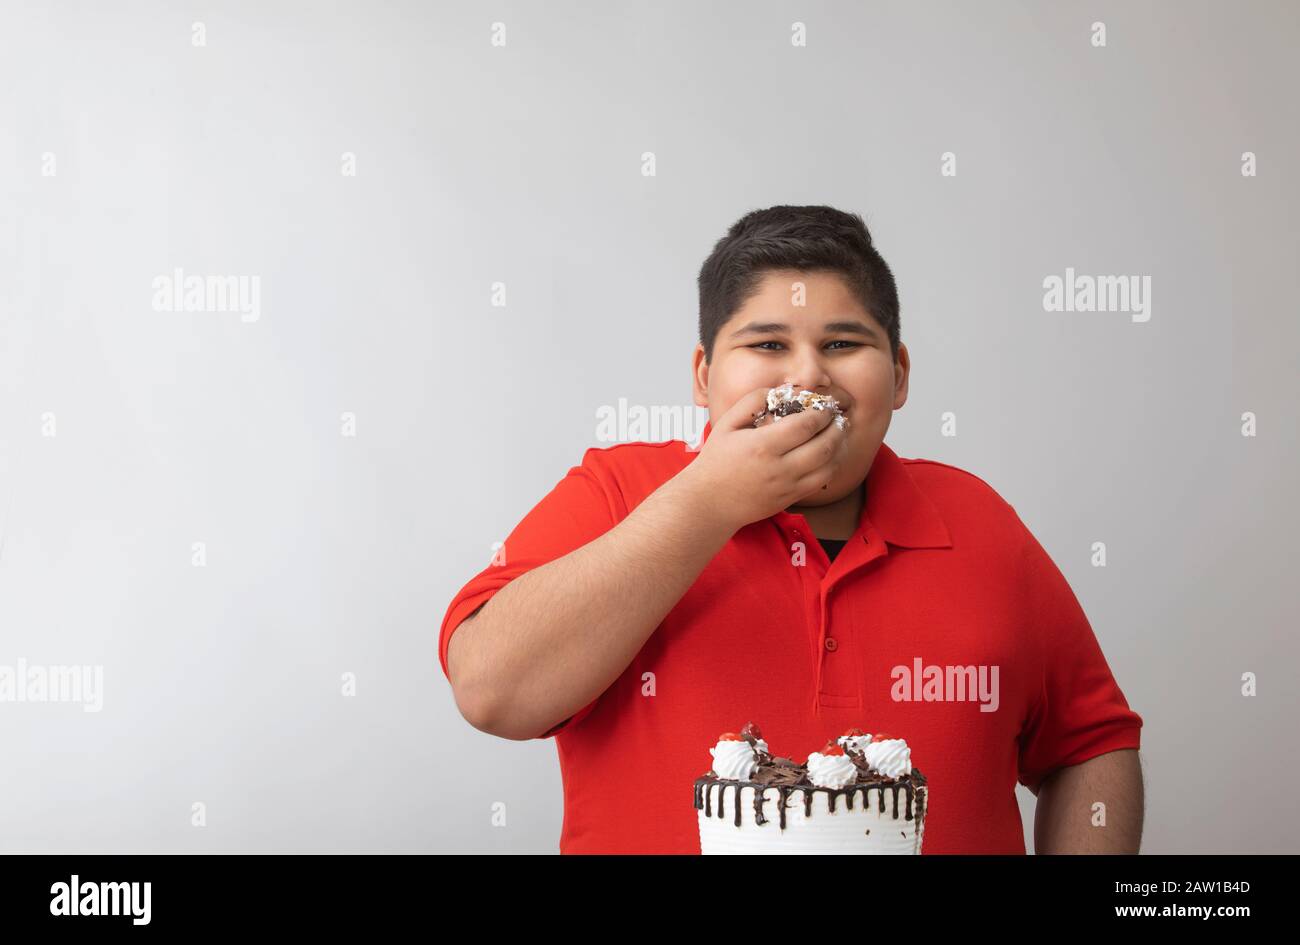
(740, 721, 773, 765)
(751, 765, 808, 787)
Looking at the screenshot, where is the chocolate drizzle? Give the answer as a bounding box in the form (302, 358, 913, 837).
(693, 773, 928, 831)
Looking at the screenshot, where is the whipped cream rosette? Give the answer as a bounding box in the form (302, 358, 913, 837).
(805, 742, 859, 789)
(837, 727, 873, 758)
(709, 734, 761, 780)
(861, 735, 912, 780)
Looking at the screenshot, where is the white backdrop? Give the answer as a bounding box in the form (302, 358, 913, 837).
(1, 0, 1296, 853)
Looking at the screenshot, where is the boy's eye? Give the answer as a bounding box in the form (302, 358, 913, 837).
(749, 341, 861, 351)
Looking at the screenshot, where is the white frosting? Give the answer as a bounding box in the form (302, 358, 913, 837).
(837, 732, 873, 756)
(805, 751, 858, 789)
(766, 383, 796, 411)
(698, 782, 927, 855)
(709, 738, 760, 781)
(862, 738, 912, 779)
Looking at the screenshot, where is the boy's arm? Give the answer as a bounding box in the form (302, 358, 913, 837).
(446, 467, 735, 740)
(1031, 748, 1144, 853)
(445, 389, 844, 741)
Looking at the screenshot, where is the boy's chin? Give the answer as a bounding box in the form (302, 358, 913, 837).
(789, 479, 859, 508)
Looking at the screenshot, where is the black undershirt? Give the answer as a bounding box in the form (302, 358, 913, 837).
(818, 537, 849, 561)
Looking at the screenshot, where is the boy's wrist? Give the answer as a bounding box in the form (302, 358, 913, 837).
(659, 466, 741, 541)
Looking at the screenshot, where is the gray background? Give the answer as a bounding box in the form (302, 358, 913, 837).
(1, 0, 1296, 853)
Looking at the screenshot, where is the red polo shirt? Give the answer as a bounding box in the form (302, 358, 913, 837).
(438, 420, 1143, 854)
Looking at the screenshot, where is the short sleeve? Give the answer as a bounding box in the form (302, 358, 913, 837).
(1014, 520, 1143, 792)
(438, 450, 621, 738)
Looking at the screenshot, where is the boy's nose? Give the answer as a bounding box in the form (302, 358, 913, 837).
(782, 379, 830, 393)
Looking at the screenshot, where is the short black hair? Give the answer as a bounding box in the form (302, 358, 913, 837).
(696, 205, 900, 364)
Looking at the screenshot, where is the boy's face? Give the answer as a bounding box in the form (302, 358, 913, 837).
(692, 269, 910, 506)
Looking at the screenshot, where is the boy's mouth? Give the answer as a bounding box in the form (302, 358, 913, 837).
(755, 385, 853, 430)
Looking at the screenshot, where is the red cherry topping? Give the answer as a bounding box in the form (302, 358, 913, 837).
(820, 740, 846, 756)
(718, 732, 743, 741)
(842, 727, 865, 737)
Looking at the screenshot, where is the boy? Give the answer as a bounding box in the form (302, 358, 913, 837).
(439, 205, 1144, 854)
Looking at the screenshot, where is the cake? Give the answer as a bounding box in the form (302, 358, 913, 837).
(752, 383, 849, 431)
(693, 721, 928, 854)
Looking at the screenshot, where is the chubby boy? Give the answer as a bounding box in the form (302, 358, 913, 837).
(439, 205, 1144, 854)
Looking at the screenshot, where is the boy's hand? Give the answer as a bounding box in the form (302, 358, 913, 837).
(678, 386, 848, 532)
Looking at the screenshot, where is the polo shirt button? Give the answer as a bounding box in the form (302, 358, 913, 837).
(824, 637, 838, 651)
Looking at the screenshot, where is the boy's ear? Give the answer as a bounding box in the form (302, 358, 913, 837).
(893, 342, 911, 409)
(691, 344, 709, 407)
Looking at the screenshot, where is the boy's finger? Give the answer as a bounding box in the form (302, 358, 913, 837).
(763, 401, 836, 454)
(779, 407, 843, 464)
(720, 386, 777, 431)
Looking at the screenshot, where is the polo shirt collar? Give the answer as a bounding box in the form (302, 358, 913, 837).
(856, 441, 953, 549)
(695, 419, 953, 550)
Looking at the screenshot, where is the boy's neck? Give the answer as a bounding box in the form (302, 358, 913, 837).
(787, 480, 866, 541)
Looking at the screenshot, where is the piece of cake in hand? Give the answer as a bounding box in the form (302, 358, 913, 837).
(693, 722, 928, 854)
(752, 382, 849, 431)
